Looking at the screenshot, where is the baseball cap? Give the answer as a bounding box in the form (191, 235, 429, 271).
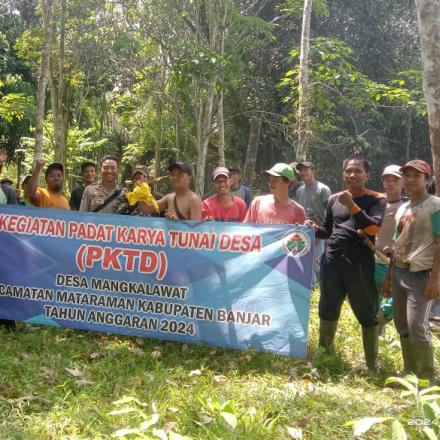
(45, 162, 64, 178)
(0, 177, 13, 185)
(400, 160, 432, 176)
(212, 166, 230, 181)
(131, 165, 149, 178)
(228, 165, 241, 173)
(168, 161, 193, 176)
(295, 161, 315, 171)
(382, 164, 402, 178)
(264, 163, 295, 181)
(22, 174, 32, 185)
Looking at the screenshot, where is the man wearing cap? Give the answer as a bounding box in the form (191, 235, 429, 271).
(158, 161, 202, 220)
(202, 167, 248, 222)
(388, 159, 440, 383)
(295, 161, 331, 282)
(28, 159, 69, 209)
(375, 165, 405, 333)
(306, 155, 386, 373)
(0, 149, 17, 206)
(228, 165, 252, 208)
(69, 161, 97, 210)
(244, 163, 306, 225)
(80, 155, 124, 214)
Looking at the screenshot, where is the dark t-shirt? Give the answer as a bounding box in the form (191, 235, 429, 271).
(316, 189, 386, 261)
(0, 184, 17, 205)
(70, 185, 85, 211)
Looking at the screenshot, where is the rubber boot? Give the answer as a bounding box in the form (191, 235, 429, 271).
(362, 325, 379, 373)
(412, 342, 435, 386)
(400, 336, 416, 375)
(318, 320, 338, 352)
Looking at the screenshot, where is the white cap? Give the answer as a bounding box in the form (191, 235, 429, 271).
(382, 164, 402, 178)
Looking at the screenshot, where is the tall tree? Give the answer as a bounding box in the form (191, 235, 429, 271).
(295, 0, 313, 162)
(415, 0, 440, 189)
(34, 0, 54, 161)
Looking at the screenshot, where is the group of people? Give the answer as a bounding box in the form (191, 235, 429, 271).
(1, 147, 439, 384)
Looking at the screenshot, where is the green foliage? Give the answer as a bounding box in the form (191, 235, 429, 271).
(346, 375, 440, 439)
(279, 0, 330, 17)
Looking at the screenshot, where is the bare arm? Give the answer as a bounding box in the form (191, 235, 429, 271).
(189, 194, 202, 220)
(28, 159, 45, 205)
(425, 236, 440, 300)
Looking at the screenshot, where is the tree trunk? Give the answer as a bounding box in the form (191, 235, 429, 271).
(54, 0, 67, 166)
(243, 114, 262, 187)
(34, 0, 55, 161)
(217, 90, 225, 166)
(295, 0, 313, 162)
(415, 0, 440, 194)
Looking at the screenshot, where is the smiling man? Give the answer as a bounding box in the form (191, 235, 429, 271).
(80, 155, 124, 214)
(244, 163, 306, 225)
(306, 155, 386, 373)
(202, 166, 247, 222)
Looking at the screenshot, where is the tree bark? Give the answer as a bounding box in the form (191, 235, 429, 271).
(415, 0, 440, 194)
(243, 114, 262, 187)
(295, 0, 313, 162)
(34, 0, 55, 161)
(54, 0, 67, 166)
(217, 90, 225, 166)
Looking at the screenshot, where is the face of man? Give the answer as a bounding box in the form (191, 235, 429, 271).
(169, 167, 191, 190)
(382, 175, 402, 198)
(343, 159, 369, 193)
(298, 167, 315, 184)
(132, 171, 148, 187)
(101, 159, 118, 185)
(402, 169, 428, 195)
(82, 165, 96, 186)
(229, 171, 240, 189)
(267, 175, 290, 197)
(46, 169, 64, 192)
(214, 175, 231, 195)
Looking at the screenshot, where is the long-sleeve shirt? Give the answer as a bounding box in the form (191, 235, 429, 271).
(316, 190, 386, 261)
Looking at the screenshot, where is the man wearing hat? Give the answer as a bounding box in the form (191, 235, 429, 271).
(389, 159, 440, 384)
(295, 161, 331, 282)
(28, 159, 69, 209)
(228, 165, 252, 208)
(202, 167, 247, 222)
(0, 149, 17, 205)
(244, 163, 306, 224)
(157, 161, 202, 220)
(69, 161, 97, 210)
(375, 165, 405, 334)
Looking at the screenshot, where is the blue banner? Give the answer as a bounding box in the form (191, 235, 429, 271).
(0, 205, 314, 358)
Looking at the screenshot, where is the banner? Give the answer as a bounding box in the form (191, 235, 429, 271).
(0, 205, 314, 358)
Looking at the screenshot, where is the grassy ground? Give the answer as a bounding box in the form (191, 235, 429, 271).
(1, 290, 439, 439)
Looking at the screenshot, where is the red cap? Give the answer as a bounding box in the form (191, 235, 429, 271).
(400, 160, 431, 176)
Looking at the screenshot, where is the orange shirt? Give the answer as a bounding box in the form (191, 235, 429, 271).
(36, 187, 69, 210)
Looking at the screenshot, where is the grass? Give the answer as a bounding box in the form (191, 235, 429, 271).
(0, 289, 439, 439)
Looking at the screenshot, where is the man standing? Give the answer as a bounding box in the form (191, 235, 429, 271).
(69, 161, 97, 210)
(228, 165, 252, 208)
(244, 163, 306, 225)
(28, 160, 69, 209)
(295, 161, 331, 281)
(158, 161, 202, 220)
(80, 155, 124, 214)
(391, 160, 440, 383)
(306, 155, 386, 373)
(202, 167, 248, 222)
(375, 165, 405, 333)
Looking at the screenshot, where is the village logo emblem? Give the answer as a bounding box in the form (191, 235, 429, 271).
(282, 231, 311, 258)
